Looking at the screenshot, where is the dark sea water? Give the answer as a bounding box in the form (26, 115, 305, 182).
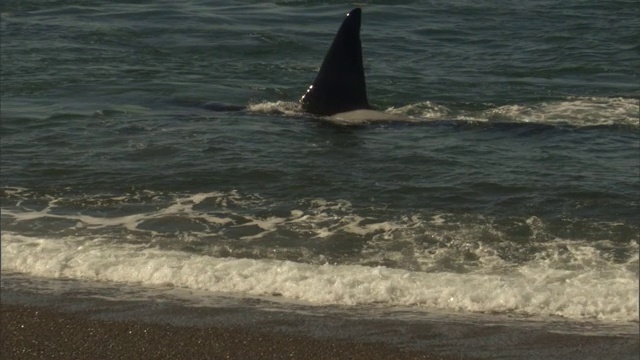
(1, 0, 638, 336)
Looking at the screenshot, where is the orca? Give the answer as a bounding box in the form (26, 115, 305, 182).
(300, 8, 409, 124)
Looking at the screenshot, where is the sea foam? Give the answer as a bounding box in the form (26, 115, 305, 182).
(2, 232, 637, 322)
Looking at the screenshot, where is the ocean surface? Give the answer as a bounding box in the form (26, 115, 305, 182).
(1, 0, 638, 337)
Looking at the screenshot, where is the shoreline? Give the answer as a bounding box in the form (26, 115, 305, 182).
(2, 304, 470, 360)
(1, 276, 638, 360)
(2, 302, 639, 360)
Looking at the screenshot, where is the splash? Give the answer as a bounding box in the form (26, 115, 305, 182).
(387, 97, 639, 127)
(244, 97, 638, 127)
(247, 101, 303, 117)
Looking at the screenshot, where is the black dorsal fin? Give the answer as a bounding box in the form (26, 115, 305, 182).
(300, 8, 370, 116)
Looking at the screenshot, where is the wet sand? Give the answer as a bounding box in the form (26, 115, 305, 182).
(2, 304, 469, 360)
(3, 303, 639, 360)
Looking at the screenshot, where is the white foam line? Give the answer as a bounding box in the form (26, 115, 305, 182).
(2, 233, 637, 322)
(3, 191, 239, 232)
